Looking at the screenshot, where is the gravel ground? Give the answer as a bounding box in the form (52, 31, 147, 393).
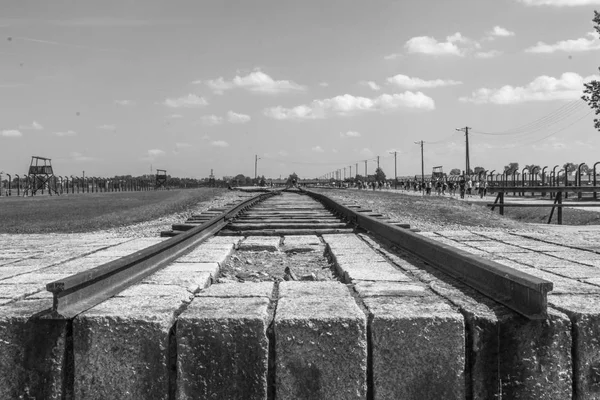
(311, 188, 548, 233)
(100, 191, 248, 238)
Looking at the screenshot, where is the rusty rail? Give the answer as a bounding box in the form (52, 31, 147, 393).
(45, 191, 277, 319)
(303, 188, 553, 320)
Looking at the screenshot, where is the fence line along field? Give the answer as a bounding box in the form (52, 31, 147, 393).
(0, 188, 229, 234)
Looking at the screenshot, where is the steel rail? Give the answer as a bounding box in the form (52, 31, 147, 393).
(45, 191, 277, 319)
(303, 189, 553, 320)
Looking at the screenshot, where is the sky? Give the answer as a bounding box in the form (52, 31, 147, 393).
(1, 0, 599, 180)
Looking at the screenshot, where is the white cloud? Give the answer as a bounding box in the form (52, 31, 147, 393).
(147, 149, 165, 156)
(475, 50, 503, 58)
(1, 129, 22, 137)
(227, 111, 251, 124)
(198, 115, 223, 126)
(55, 130, 76, 137)
(264, 92, 435, 120)
(312, 145, 324, 152)
(114, 99, 135, 106)
(360, 81, 381, 91)
(70, 152, 94, 162)
(162, 94, 208, 108)
(405, 32, 472, 56)
(202, 71, 306, 94)
(97, 124, 116, 130)
(359, 148, 374, 157)
(18, 121, 43, 130)
(459, 72, 600, 104)
(319, 82, 329, 87)
(516, 0, 600, 6)
(340, 131, 361, 138)
(211, 140, 229, 147)
(525, 32, 600, 53)
(384, 53, 402, 60)
(488, 26, 515, 38)
(387, 74, 462, 89)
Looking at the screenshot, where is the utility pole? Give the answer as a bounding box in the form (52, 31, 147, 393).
(254, 155, 260, 180)
(377, 156, 380, 169)
(389, 151, 398, 189)
(414, 141, 424, 193)
(349, 165, 352, 178)
(456, 127, 471, 176)
(364, 160, 368, 178)
(343, 167, 346, 180)
(356, 163, 358, 178)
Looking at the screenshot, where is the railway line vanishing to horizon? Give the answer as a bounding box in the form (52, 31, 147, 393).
(1, 187, 600, 399)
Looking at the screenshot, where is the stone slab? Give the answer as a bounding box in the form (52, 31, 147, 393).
(0, 283, 45, 300)
(73, 295, 186, 400)
(196, 282, 274, 298)
(364, 296, 465, 400)
(541, 265, 600, 279)
(177, 247, 233, 265)
(117, 284, 194, 300)
(340, 263, 412, 283)
(205, 236, 241, 246)
(353, 281, 428, 297)
(331, 252, 389, 265)
(275, 292, 367, 399)
(0, 299, 68, 400)
(279, 281, 350, 298)
(0, 266, 47, 280)
(238, 236, 281, 251)
(549, 294, 600, 399)
(176, 296, 271, 400)
(142, 267, 212, 293)
(170, 261, 220, 279)
(0, 272, 71, 285)
(430, 280, 572, 399)
(321, 234, 367, 249)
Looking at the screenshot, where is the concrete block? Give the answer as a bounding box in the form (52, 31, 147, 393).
(353, 281, 428, 297)
(283, 235, 322, 247)
(176, 296, 271, 400)
(142, 269, 212, 292)
(196, 282, 274, 298)
(341, 263, 412, 283)
(178, 246, 233, 265)
(238, 236, 281, 251)
(118, 284, 194, 300)
(431, 279, 573, 399)
(275, 291, 367, 399)
(171, 261, 220, 279)
(0, 283, 45, 300)
(204, 236, 241, 246)
(321, 234, 366, 249)
(279, 281, 350, 298)
(0, 300, 68, 400)
(549, 294, 600, 398)
(73, 295, 186, 400)
(364, 296, 465, 400)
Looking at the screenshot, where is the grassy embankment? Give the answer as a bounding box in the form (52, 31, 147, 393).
(0, 188, 228, 234)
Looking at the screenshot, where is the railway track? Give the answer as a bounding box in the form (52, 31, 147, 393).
(4, 188, 599, 398)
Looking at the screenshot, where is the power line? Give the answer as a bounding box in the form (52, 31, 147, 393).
(471, 99, 587, 136)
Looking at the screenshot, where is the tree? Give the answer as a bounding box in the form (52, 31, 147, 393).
(449, 168, 461, 176)
(524, 164, 541, 174)
(582, 11, 600, 131)
(286, 172, 299, 186)
(563, 162, 577, 174)
(473, 166, 485, 175)
(504, 162, 519, 174)
(374, 167, 386, 182)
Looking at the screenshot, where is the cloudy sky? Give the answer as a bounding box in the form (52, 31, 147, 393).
(1, 0, 599, 180)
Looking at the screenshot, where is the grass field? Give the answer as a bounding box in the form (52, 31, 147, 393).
(0, 188, 228, 234)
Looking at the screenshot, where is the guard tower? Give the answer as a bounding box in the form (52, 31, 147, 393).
(155, 169, 167, 189)
(432, 166, 445, 180)
(24, 156, 59, 196)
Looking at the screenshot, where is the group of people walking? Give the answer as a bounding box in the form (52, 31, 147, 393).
(396, 177, 488, 199)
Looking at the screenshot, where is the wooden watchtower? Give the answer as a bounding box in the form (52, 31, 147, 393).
(155, 169, 167, 189)
(24, 156, 59, 196)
